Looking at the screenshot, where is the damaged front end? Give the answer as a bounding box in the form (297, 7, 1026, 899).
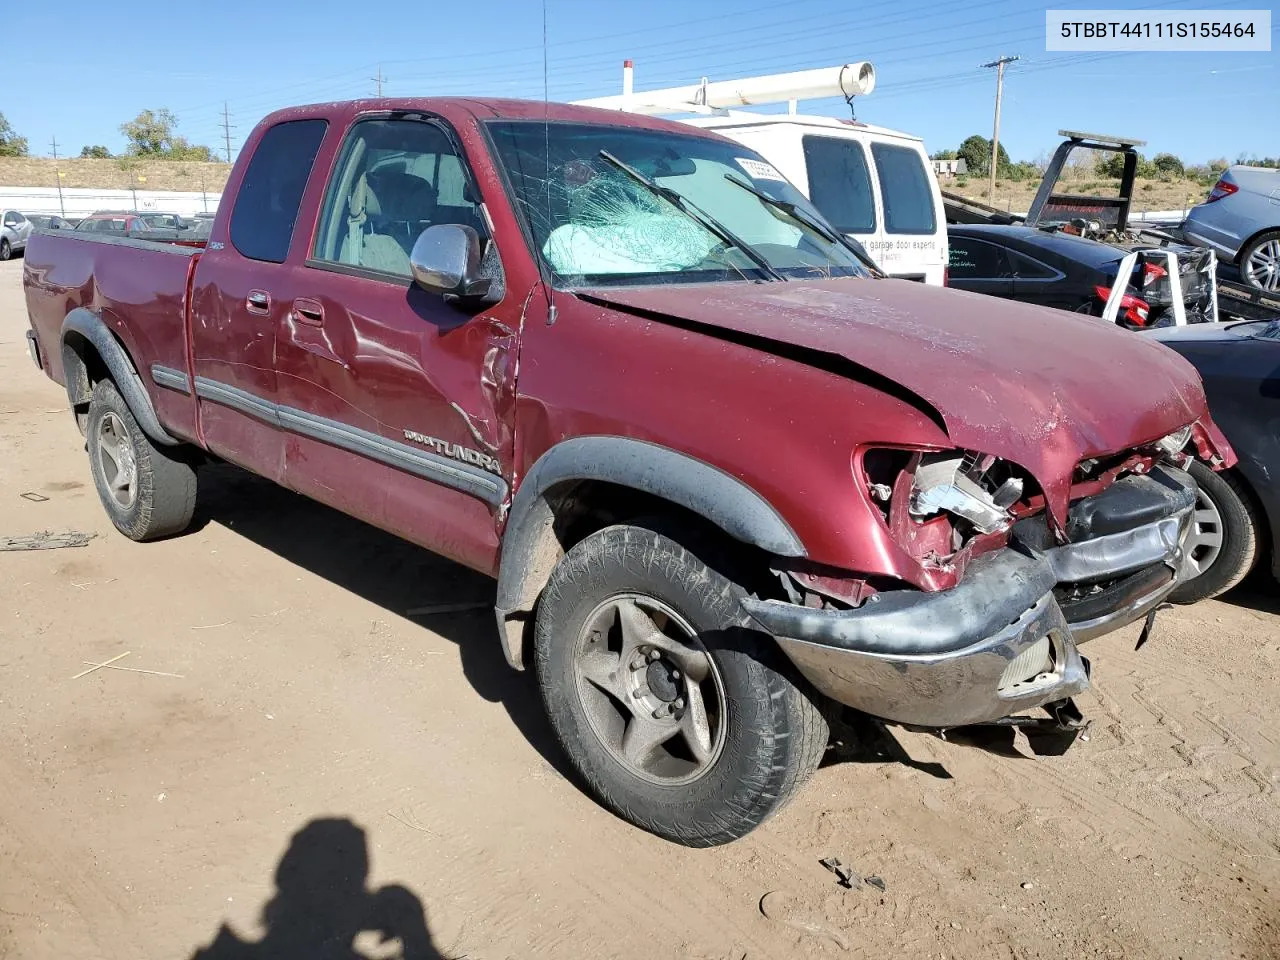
(743, 430, 1215, 732)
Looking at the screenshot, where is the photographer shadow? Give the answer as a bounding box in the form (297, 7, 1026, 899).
(190, 817, 443, 960)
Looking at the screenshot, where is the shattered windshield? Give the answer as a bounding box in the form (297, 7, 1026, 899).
(487, 120, 871, 286)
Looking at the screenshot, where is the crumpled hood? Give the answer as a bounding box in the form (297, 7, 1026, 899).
(579, 277, 1211, 525)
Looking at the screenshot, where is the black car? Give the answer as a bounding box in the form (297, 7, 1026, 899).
(1148, 318, 1280, 601)
(26, 214, 74, 230)
(948, 224, 1176, 328)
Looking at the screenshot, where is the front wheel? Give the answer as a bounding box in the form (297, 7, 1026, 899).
(86, 379, 198, 541)
(1169, 460, 1260, 604)
(533, 524, 828, 847)
(0, 239, 11, 261)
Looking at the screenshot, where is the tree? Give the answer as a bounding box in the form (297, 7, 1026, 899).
(1095, 152, 1127, 178)
(956, 134, 1010, 178)
(930, 149, 957, 161)
(1151, 152, 1184, 177)
(80, 145, 112, 159)
(0, 112, 29, 157)
(119, 108, 216, 160)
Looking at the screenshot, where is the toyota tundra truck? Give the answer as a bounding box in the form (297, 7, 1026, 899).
(22, 98, 1233, 846)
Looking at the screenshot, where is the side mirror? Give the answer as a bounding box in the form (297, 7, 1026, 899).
(410, 224, 492, 302)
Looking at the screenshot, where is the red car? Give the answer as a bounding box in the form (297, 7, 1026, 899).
(22, 98, 1232, 845)
(73, 212, 154, 235)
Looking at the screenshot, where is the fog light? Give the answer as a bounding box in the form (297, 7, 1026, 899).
(998, 635, 1055, 692)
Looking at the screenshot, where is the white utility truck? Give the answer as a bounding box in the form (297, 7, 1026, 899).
(576, 62, 948, 285)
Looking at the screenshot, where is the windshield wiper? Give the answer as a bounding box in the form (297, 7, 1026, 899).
(598, 150, 786, 282)
(723, 173, 885, 277)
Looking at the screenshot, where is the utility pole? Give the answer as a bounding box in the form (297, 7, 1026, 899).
(220, 103, 235, 164)
(50, 136, 66, 217)
(371, 65, 386, 97)
(980, 55, 1020, 203)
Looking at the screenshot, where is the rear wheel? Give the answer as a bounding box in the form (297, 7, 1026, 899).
(86, 379, 198, 541)
(1169, 460, 1260, 604)
(1239, 230, 1280, 293)
(533, 523, 828, 846)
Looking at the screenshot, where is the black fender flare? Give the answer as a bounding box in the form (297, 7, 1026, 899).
(60, 308, 180, 446)
(493, 435, 805, 668)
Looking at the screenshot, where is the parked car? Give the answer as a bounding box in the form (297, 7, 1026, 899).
(1183, 166, 1280, 293)
(22, 97, 1233, 846)
(27, 214, 75, 231)
(1148, 318, 1280, 601)
(946, 224, 1203, 328)
(137, 212, 189, 230)
(1, 208, 33, 260)
(74, 213, 153, 235)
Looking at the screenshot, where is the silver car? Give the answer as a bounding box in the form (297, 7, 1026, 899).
(1182, 165, 1280, 292)
(1, 209, 33, 261)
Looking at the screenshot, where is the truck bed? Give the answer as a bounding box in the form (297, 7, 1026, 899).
(24, 230, 201, 441)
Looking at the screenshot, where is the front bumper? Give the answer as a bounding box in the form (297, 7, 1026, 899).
(743, 467, 1196, 728)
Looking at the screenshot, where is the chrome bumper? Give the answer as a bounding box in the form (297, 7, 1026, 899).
(743, 469, 1195, 729)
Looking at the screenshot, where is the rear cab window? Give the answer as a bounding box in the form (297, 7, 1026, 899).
(229, 119, 329, 263)
(870, 142, 936, 235)
(801, 136, 875, 234)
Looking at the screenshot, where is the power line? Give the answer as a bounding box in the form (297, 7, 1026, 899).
(981, 55, 1020, 201)
(50, 136, 66, 218)
(220, 103, 236, 164)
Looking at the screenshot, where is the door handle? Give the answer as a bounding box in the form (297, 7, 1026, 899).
(292, 298, 325, 326)
(246, 290, 271, 314)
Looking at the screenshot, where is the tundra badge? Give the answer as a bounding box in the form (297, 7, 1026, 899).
(403, 429, 501, 474)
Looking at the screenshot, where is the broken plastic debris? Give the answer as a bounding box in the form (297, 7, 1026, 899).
(819, 856, 860, 889)
(1, 530, 94, 551)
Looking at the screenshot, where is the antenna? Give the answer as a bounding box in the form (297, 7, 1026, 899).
(541, 0, 557, 325)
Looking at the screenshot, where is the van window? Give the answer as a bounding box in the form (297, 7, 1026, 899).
(230, 119, 328, 263)
(871, 143, 935, 235)
(801, 136, 875, 234)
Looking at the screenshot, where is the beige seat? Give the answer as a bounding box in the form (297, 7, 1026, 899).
(339, 174, 411, 276)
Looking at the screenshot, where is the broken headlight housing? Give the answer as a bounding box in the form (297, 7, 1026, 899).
(1153, 425, 1192, 460)
(909, 452, 1023, 535)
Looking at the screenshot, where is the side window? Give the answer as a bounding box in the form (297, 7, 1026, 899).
(1006, 249, 1057, 279)
(229, 119, 328, 264)
(948, 238, 1009, 280)
(2, 212, 17, 226)
(311, 118, 481, 279)
(801, 136, 875, 234)
(870, 142, 937, 235)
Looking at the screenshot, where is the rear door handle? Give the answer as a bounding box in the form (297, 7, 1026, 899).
(246, 290, 271, 314)
(292, 298, 325, 326)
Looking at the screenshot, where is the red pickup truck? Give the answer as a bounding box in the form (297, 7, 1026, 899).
(23, 98, 1232, 846)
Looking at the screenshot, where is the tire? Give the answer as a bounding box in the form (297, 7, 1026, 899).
(86, 379, 198, 541)
(1168, 460, 1260, 604)
(1238, 230, 1280, 294)
(0, 239, 11, 261)
(533, 523, 828, 846)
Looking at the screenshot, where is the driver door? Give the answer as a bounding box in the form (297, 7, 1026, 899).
(273, 114, 516, 574)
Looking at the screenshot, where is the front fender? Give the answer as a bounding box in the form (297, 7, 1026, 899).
(493, 435, 805, 669)
(61, 308, 180, 446)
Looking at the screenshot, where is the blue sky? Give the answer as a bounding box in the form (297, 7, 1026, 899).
(5, 0, 1275, 164)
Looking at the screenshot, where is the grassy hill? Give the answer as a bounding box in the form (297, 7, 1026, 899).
(944, 175, 1213, 217)
(0, 157, 233, 193)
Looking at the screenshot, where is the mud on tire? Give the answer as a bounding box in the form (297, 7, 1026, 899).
(86, 378, 198, 541)
(533, 523, 829, 847)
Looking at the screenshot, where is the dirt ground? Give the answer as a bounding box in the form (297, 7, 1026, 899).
(0, 257, 1277, 960)
(0, 157, 231, 193)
